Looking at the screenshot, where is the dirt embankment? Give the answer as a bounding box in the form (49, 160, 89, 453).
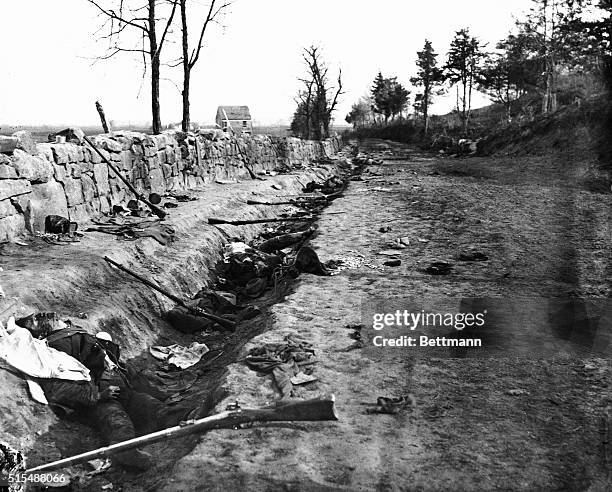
(0, 155, 348, 488)
(477, 97, 611, 162)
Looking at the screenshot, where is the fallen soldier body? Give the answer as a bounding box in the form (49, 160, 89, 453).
(16, 313, 171, 470)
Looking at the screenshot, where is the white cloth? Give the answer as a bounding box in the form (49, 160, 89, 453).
(104, 354, 117, 372)
(0, 317, 90, 381)
(26, 379, 49, 404)
(149, 342, 209, 369)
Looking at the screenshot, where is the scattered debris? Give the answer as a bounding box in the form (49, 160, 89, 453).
(150, 342, 210, 370)
(165, 191, 198, 202)
(0, 441, 26, 490)
(367, 395, 416, 415)
(340, 323, 365, 351)
(424, 261, 453, 275)
(383, 259, 402, 267)
(303, 176, 344, 194)
(45, 215, 77, 235)
(148, 193, 162, 205)
(86, 458, 112, 476)
(378, 250, 401, 257)
(246, 337, 317, 398)
(290, 372, 319, 385)
(87, 217, 175, 246)
(457, 250, 489, 262)
(294, 246, 329, 276)
(256, 228, 314, 253)
(506, 389, 529, 396)
(325, 255, 367, 274)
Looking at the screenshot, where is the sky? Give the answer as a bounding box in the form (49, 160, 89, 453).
(0, 0, 534, 128)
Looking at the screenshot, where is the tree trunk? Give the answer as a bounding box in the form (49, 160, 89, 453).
(180, 0, 190, 132)
(456, 85, 460, 114)
(462, 79, 468, 133)
(505, 84, 512, 123)
(149, 0, 162, 134)
(542, 56, 557, 114)
(466, 75, 473, 134)
(423, 86, 430, 134)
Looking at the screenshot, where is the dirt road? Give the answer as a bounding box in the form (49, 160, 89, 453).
(160, 139, 611, 491)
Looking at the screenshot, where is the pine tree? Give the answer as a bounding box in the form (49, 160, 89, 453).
(445, 28, 486, 133)
(478, 33, 539, 122)
(410, 40, 445, 133)
(371, 72, 387, 123)
(371, 73, 410, 123)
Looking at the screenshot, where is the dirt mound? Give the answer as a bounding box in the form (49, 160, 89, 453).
(476, 96, 611, 162)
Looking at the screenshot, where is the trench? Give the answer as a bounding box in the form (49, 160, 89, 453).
(0, 145, 359, 490)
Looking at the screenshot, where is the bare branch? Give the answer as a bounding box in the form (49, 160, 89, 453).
(98, 46, 151, 60)
(153, 0, 179, 61)
(328, 69, 343, 116)
(86, 0, 149, 33)
(189, 0, 232, 68)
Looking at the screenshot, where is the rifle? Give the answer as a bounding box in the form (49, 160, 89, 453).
(25, 395, 338, 473)
(246, 198, 328, 206)
(72, 129, 166, 219)
(208, 216, 313, 226)
(104, 256, 236, 331)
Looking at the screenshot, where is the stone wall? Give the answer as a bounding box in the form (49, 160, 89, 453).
(0, 130, 340, 242)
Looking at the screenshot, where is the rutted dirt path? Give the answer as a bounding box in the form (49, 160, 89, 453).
(160, 139, 611, 491)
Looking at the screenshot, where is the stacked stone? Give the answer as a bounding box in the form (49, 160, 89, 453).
(0, 130, 341, 242)
(0, 136, 67, 242)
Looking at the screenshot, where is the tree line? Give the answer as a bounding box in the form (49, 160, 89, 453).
(346, 0, 612, 135)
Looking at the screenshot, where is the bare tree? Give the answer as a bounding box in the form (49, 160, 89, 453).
(293, 77, 314, 139)
(179, 0, 231, 131)
(291, 46, 343, 140)
(86, 0, 179, 134)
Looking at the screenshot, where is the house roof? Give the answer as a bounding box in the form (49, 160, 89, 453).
(216, 105, 251, 120)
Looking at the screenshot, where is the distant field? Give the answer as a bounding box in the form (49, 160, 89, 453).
(1, 124, 349, 143)
(252, 126, 291, 137)
(0, 125, 152, 143)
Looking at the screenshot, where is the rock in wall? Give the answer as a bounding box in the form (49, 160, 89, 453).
(0, 130, 340, 242)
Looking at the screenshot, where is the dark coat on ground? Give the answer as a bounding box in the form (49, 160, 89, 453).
(38, 328, 107, 409)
